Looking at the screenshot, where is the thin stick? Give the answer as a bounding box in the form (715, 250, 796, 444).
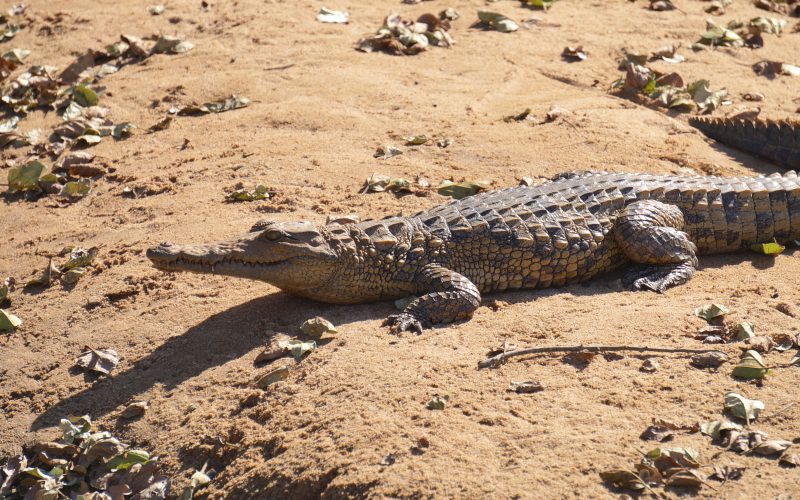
(761, 401, 797, 422)
(478, 344, 725, 369)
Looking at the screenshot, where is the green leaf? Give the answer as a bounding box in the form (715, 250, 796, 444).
(8, 161, 45, 192)
(724, 392, 764, 424)
(732, 350, 769, 379)
(694, 303, 729, 321)
(300, 316, 337, 338)
(287, 340, 317, 360)
(255, 365, 291, 389)
(0, 309, 22, 332)
(226, 184, 270, 202)
(63, 247, 98, 270)
(60, 181, 91, 198)
(525, 0, 556, 10)
(72, 84, 98, 107)
(59, 415, 92, 443)
(438, 180, 490, 199)
(477, 11, 519, 33)
(749, 17, 786, 35)
(733, 322, 755, 340)
(106, 450, 150, 471)
(106, 41, 130, 57)
(403, 135, 429, 145)
(750, 242, 785, 255)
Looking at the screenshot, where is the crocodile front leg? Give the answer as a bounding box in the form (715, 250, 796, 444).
(614, 200, 699, 293)
(384, 263, 482, 334)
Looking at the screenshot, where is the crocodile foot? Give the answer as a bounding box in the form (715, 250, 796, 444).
(624, 262, 696, 293)
(383, 313, 427, 335)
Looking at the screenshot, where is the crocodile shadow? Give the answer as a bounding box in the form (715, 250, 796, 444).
(30, 250, 790, 430)
(29, 292, 388, 431)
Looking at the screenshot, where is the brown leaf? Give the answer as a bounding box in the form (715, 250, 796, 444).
(561, 46, 587, 62)
(710, 464, 745, 481)
(690, 351, 728, 368)
(74, 347, 119, 375)
(665, 470, 703, 488)
(121, 401, 149, 419)
(779, 449, 799, 467)
(752, 439, 793, 456)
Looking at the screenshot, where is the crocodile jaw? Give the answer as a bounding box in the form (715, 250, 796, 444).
(147, 242, 291, 275)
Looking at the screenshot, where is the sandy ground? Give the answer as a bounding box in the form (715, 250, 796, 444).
(2, 0, 800, 497)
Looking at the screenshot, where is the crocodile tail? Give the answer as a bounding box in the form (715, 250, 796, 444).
(689, 117, 800, 169)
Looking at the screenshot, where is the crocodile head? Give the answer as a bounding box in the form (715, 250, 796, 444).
(147, 220, 340, 297)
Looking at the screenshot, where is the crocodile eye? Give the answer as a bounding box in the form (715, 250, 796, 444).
(264, 230, 282, 241)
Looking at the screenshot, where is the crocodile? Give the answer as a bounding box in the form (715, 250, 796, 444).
(689, 116, 800, 169)
(147, 170, 800, 333)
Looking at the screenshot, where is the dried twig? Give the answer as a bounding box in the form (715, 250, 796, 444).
(478, 344, 725, 369)
(761, 401, 797, 422)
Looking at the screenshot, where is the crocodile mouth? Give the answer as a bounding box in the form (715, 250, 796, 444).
(146, 243, 289, 273)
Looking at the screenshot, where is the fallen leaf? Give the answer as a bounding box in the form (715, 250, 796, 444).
(64, 247, 98, 270)
(287, 339, 317, 361)
(645, 446, 701, 470)
(148, 5, 166, 15)
(640, 358, 659, 373)
(72, 84, 98, 107)
(770, 333, 795, 351)
(650, 0, 676, 11)
(599, 469, 646, 491)
(732, 350, 769, 380)
(0, 454, 27, 495)
(7, 160, 45, 192)
(525, 0, 557, 10)
(507, 380, 543, 393)
(227, 184, 270, 202)
(700, 419, 742, 440)
(179, 467, 211, 499)
(300, 316, 337, 338)
(74, 347, 119, 375)
(724, 392, 764, 424)
(177, 95, 250, 115)
(60, 267, 86, 284)
(60, 181, 91, 198)
(437, 180, 490, 199)
(694, 303, 729, 321)
(403, 135, 429, 145)
(113, 122, 135, 140)
(751, 242, 785, 255)
(745, 335, 773, 353)
(317, 7, 349, 24)
(561, 46, 587, 62)
(477, 11, 519, 33)
(0, 309, 22, 332)
(710, 464, 744, 481)
(152, 35, 194, 54)
(426, 395, 448, 410)
(120, 401, 149, 419)
(148, 115, 173, 132)
(373, 145, 403, 159)
(733, 322, 755, 340)
(780, 450, 799, 467)
(752, 439, 792, 456)
(26, 258, 59, 287)
(255, 364, 291, 389)
(504, 108, 532, 122)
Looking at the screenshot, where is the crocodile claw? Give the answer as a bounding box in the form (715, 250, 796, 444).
(383, 313, 425, 335)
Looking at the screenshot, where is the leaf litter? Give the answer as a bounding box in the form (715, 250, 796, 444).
(357, 11, 457, 55)
(0, 415, 173, 499)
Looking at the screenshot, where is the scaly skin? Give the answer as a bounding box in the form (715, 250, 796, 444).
(689, 117, 800, 169)
(147, 171, 800, 333)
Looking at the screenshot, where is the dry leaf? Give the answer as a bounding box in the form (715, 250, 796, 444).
(74, 347, 119, 375)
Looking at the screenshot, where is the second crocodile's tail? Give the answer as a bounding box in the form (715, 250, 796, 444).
(689, 116, 800, 169)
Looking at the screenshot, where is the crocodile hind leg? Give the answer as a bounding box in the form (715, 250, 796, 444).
(383, 263, 482, 334)
(614, 200, 699, 293)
